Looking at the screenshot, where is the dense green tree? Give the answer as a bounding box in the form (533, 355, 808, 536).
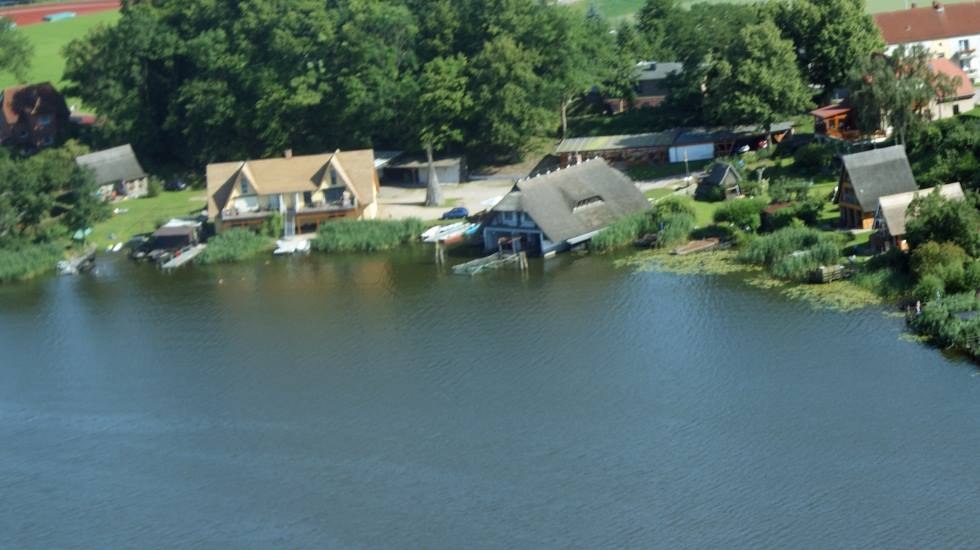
(702, 20, 811, 134)
(0, 19, 33, 79)
(906, 190, 980, 256)
(636, 0, 679, 60)
(771, 0, 883, 97)
(468, 35, 551, 156)
(849, 46, 958, 144)
(416, 55, 471, 206)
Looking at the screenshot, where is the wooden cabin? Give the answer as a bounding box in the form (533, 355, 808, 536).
(811, 104, 861, 141)
(872, 182, 965, 251)
(836, 145, 918, 229)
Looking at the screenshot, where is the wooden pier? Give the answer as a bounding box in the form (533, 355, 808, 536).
(671, 238, 720, 256)
(161, 244, 207, 270)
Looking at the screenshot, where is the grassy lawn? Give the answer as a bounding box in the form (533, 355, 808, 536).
(691, 199, 723, 227)
(0, 11, 119, 102)
(89, 190, 207, 248)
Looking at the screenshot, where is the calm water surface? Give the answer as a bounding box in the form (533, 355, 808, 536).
(0, 250, 978, 549)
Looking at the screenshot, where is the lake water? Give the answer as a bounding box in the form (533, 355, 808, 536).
(1, 249, 978, 549)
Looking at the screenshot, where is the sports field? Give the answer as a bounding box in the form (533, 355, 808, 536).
(582, 0, 978, 18)
(0, 10, 119, 93)
(0, 1, 118, 26)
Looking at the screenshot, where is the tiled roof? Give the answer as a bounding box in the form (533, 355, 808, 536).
(874, 2, 980, 44)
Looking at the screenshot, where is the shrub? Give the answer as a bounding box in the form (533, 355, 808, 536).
(769, 178, 812, 203)
(263, 212, 283, 238)
(910, 241, 968, 292)
(312, 218, 424, 253)
(146, 177, 163, 198)
(794, 142, 836, 173)
(695, 183, 726, 202)
(714, 198, 767, 233)
(197, 229, 270, 265)
(654, 196, 697, 219)
(0, 243, 63, 282)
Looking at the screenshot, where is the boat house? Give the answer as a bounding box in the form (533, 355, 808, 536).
(482, 158, 649, 256)
(836, 145, 918, 229)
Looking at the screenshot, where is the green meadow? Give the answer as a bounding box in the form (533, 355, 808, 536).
(0, 11, 120, 95)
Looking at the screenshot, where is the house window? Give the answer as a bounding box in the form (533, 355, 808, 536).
(42, 135, 54, 146)
(38, 115, 52, 127)
(954, 104, 961, 115)
(330, 168, 338, 187)
(959, 39, 970, 51)
(267, 194, 281, 211)
(240, 177, 249, 195)
(303, 191, 313, 205)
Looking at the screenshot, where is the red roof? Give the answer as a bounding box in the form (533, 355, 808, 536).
(929, 56, 976, 98)
(810, 105, 852, 119)
(874, 2, 980, 44)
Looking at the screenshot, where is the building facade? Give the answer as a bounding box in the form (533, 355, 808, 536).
(207, 149, 379, 237)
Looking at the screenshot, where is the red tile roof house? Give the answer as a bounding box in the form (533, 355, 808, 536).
(811, 56, 976, 140)
(0, 82, 70, 152)
(874, 2, 980, 78)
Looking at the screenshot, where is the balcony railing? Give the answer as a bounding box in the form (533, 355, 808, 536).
(223, 198, 357, 221)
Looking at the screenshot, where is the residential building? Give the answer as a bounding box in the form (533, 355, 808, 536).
(872, 182, 965, 251)
(75, 144, 148, 200)
(836, 145, 919, 229)
(605, 61, 683, 114)
(0, 82, 69, 152)
(698, 162, 742, 200)
(928, 57, 977, 118)
(375, 152, 467, 185)
(207, 149, 379, 237)
(874, 2, 980, 78)
(482, 158, 649, 256)
(812, 57, 975, 141)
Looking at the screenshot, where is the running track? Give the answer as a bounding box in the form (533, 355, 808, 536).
(0, 1, 119, 26)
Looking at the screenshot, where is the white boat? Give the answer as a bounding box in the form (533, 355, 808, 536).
(111, 242, 123, 253)
(421, 222, 479, 244)
(274, 239, 311, 255)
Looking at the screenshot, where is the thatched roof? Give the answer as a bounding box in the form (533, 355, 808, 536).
(493, 158, 649, 244)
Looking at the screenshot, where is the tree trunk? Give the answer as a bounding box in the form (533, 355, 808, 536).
(424, 142, 442, 207)
(560, 99, 569, 139)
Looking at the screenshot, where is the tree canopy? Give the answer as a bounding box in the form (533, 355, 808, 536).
(64, 0, 623, 166)
(0, 19, 33, 80)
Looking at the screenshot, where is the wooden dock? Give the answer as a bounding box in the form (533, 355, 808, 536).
(452, 252, 526, 276)
(671, 238, 720, 256)
(161, 244, 206, 270)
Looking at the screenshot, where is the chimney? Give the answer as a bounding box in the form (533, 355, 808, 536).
(284, 149, 293, 159)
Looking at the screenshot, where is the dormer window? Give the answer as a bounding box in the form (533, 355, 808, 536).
(573, 195, 604, 212)
(240, 176, 250, 195)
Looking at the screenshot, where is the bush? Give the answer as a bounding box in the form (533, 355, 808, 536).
(695, 183, 726, 202)
(197, 229, 270, 265)
(263, 212, 283, 238)
(146, 177, 163, 198)
(654, 196, 697, 219)
(769, 178, 811, 203)
(0, 243, 63, 282)
(910, 241, 969, 292)
(311, 218, 424, 253)
(713, 198, 767, 232)
(794, 142, 836, 174)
